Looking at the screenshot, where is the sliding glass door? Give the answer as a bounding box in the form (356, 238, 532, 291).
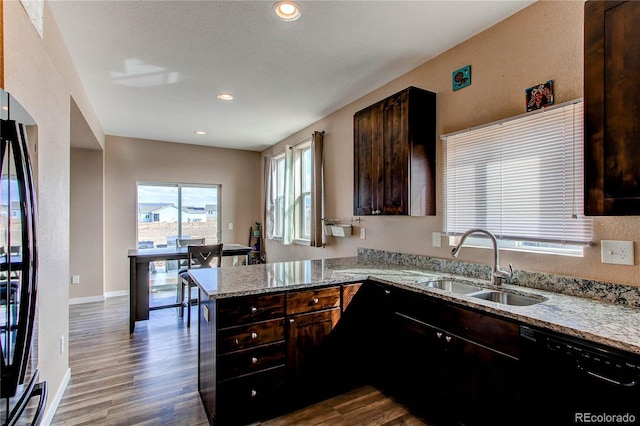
(137, 183, 220, 307)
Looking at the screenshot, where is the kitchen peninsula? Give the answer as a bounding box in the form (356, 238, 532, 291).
(190, 251, 640, 425)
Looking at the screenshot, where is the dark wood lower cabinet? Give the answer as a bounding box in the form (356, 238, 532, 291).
(198, 290, 287, 425)
(389, 289, 520, 426)
(216, 366, 286, 425)
(286, 308, 341, 405)
(199, 282, 524, 425)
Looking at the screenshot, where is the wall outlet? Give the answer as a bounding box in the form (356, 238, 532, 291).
(228, 223, 234, 230)
(360, 228, 366, 239)
(432, 232, 442, 248)
(601, 240, 634, 265)
(60, 335, 65, 355)
(71, 275, 80, 285)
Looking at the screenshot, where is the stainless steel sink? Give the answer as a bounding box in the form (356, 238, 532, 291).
(421, 279, 482, 294)
(471, 290, 544, 306)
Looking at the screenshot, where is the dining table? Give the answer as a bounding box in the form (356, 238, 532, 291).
(127, 244, 252, 332)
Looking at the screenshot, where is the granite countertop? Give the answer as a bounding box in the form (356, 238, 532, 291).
(189, 256, 640, 356)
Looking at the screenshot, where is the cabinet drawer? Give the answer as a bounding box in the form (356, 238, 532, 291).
(217, 366, 286, 425)
(287, 286, 341, 315)
(218, 293, 285, 328)
(218, 319, 284, 353)
(218, 341, 286, 381)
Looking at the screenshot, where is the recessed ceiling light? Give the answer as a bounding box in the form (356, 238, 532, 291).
(273, 1, 301, 21)
(194, 130, 206, 135)
(217, 93, 234, 101)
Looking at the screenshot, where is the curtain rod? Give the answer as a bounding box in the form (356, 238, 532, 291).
(270, 131, 325, 157)
(287, 130, 325, 150)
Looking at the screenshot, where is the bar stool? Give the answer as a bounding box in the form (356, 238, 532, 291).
(178, 243, 223, 327)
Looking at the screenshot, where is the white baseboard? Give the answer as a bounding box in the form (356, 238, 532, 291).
(105, 290, 128, 298)
(41, 367, 71, 426)
(68, 290, 128, 305)
(68, 295, 105, 305)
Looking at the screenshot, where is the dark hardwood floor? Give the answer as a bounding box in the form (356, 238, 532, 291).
(52, 297, 429, 425)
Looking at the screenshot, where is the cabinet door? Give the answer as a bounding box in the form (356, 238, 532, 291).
(286, 309, 340, 377)
(379, 90, 410, 215)
(447, 334, 520, 426)
(335, 282, 396, 386)
(353, 105, 378, 215)
(390, 312, 446, 407)
(585, 0, 640, 214)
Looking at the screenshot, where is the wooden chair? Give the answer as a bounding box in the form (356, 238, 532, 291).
(176, 237, 205, 248)
(179, 243, 223, 327)
(174, 237, 205, 304)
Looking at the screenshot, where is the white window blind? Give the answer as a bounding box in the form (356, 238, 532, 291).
(442, 99, 592, 248)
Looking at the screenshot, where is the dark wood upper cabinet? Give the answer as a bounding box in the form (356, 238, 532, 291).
(584, 0, 640, 215)
(354, 87, 436, 216)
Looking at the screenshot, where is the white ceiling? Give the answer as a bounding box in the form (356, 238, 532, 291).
(50, 1, 535, 152)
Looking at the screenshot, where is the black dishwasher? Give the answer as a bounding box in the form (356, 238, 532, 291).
(520, 326, 640, 425)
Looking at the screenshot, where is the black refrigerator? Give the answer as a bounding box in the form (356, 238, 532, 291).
(0, 89, 46, 425)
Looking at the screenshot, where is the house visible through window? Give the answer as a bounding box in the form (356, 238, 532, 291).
(137, 183, 220, 247)
(442, 99, 592, 256)
(137, 183, 220, 307)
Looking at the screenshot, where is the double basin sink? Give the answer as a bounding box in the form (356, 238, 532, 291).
(419, 278, 545, 306)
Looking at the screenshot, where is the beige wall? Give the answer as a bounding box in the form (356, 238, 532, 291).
(263, 1, 640, 288)
(70, 148, 105, 300)
(104, 136, 261, 293)
(3, 0, 105, 417)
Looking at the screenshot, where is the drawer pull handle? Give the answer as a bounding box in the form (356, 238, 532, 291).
(250, 389, 257, 397)
(289, 319, 295, 324)
(436, 332, 443, 339)
(250, 306, 258, 314)
(251, 357, 258, 364)
(235, 338, 239, 345)
(312, 298, 319, 304)
(384, 289, 391, 295)
(251, 332, 258, 339)
(445, 336, 452, 343)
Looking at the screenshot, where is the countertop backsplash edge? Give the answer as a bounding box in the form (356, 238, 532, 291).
(357, 247, 640, 308)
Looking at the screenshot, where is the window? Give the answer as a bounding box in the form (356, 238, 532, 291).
(137, 183, 220, 308)
(266, 131, 324, 247)
(274, 154, 285, 239)
(136, 183, 221, 248)
(442, 100, 592, 256)
(297, 144, 312, 240)
(272, 140, 313, 243)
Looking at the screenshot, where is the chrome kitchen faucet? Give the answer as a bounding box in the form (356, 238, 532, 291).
(450, 228, 513, 286)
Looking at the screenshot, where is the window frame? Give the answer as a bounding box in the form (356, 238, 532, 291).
(271, 139, 313, 245)
(442, 99, 592, 257)
(136, 182, 221, 248)
(295, 142, 312, 243)
(273, 154, 285, 240)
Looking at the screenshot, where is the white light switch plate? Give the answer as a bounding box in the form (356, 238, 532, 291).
(601, 240, 634, 265)
(432, 232, 441, 248)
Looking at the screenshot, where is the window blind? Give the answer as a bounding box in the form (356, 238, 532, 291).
(442, 99, 592, 246)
